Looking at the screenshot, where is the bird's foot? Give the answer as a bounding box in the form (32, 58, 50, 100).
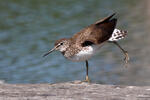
(82, 75, 91, 83)
(124, 51, 130, 68)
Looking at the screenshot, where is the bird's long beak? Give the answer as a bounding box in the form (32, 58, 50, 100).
(43, 46, 57, 57)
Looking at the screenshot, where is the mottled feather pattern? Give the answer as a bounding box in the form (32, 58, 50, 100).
(108, 29, 127, 41)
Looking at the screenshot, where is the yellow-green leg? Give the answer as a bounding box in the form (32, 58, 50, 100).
(83, 60, 90, 83)
(112, 41, 129, 67)
(74, 60, 90, 84)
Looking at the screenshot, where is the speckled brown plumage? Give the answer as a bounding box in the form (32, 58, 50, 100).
(71, 13, 117, 45)
(43, 13, 129, 82)
(62, 13, 117, 58)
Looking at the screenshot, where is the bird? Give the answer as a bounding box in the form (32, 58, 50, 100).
(43, 13, 129, 82)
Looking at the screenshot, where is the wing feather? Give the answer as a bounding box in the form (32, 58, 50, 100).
(71, 13, 117, 46)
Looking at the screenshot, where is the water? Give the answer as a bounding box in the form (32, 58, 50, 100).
(0, 0, 149, 86)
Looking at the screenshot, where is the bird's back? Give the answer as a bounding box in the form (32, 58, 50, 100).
(71, 13, 117, 46)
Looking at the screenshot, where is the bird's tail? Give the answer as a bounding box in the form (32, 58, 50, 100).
(108, 29, 127, 41)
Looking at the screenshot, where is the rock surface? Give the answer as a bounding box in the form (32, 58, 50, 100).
(0, 81, 150, 100)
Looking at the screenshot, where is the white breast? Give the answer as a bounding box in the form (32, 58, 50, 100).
(67, 45, 99, 62)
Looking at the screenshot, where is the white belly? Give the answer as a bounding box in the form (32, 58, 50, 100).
(67, 45, 100, 62)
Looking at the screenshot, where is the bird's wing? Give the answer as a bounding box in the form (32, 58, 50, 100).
(71, 13, 117, 47)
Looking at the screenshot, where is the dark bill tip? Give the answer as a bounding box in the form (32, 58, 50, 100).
(43, 52, 50, 57)
(42, 47, 56, 57)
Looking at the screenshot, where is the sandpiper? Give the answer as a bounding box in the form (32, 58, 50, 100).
(43, 13, 129, 82)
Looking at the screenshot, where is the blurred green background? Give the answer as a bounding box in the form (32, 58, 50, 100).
(0, 0, 149, 86)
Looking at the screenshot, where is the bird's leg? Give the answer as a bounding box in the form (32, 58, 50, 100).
(112, 41, 129, 67)
(86, 60, 90, 82)
(82, 60, 90, 83)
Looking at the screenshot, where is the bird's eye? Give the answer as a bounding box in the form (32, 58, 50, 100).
(60, 42, 63, 45)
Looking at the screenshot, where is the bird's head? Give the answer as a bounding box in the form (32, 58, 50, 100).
(43, 38, 70, 57)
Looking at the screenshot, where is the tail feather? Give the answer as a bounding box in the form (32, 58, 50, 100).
(95, 13, 116, 25)
(108, 29, 127, 41)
